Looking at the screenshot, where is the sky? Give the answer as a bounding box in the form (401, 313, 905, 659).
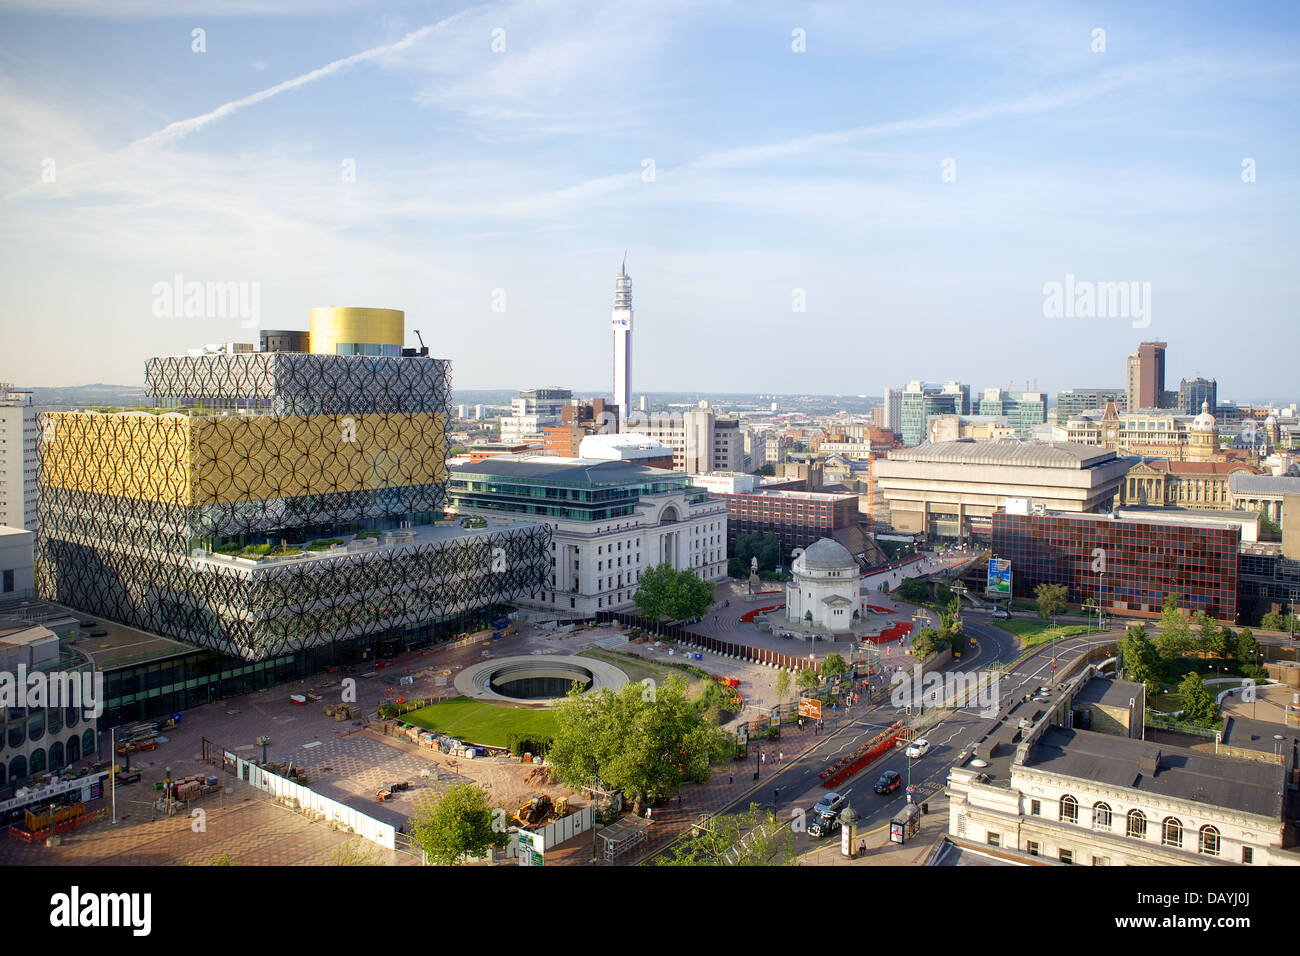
(0, 0, 1297, 402)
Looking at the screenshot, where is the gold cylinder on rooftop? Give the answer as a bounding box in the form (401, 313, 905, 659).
(308, 307, 405, 357)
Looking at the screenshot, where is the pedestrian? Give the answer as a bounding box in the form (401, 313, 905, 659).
(779, 751, 784, 764)
(859, 839, 866, 856)
(646, 806, 652, 820)
(761, 752, 766, 765)
(729, 772, 734, 785)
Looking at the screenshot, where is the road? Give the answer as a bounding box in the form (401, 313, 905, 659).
(722, 610, 1122, 849)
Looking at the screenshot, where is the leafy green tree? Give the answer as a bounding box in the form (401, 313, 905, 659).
(1235, 627, 1260, 665)
(1034, 583, 1068, 628)
(753, 462, 776, 477)
(822, 653, 848, 681)
(1119, 625, 1161, 693)
(897, 577, 930, 603)
(408, 783, 507, 866)
(1155, 593, 1193, 660)
(1194, 614, 1227, 659)
(774, 668, 792, 706)
(548, 676, 733, 817)
(658, 802, 798, 866)
(1177, 672, 1221, 728)
(634, 562, 714, 623)
(911, 626, 941, 658)
(796, 668, 820, 695)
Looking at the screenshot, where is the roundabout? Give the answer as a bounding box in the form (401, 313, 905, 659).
(454, 654, 629, 706)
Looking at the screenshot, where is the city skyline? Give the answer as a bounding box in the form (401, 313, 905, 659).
(1, 1, 1297, 399)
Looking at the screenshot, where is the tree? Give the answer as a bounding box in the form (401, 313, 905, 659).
(729, 532, 781, 578)
(548, 676, 733, 817)
(822, 653, 848, 681)
(634, 562, 714, 623)
(897, 577, 930, 603)
(1195, 613, 1227, 659)
(658, 802, 798, 866)
(1235, 626, 1260, 665)
(796, 668, 820, 695)
(329, 838, 384, 866)
(1155, 593, 1194, 660)
(911, 626, 941, 659)
(1177, 672, 1221, 728)
(1119, 625, 1161, 693)
(1034, 583, 1068, 628)
(408, 782, 507, 866)
(774, 668, 792, 706)
(753, 462, 776, 477)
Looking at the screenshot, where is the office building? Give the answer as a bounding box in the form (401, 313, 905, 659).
(1177, 378, 1217, 417)
(447, 456, 726, 617)
(1126, 341, 1167, 412)
(0, 385, 38, 532)
(36, 309, 551, 664)
(1065, 400, 1220, 462)
(992, 507, 1240, 620)
(629, 406, 744, 474)
(1056, 387, 1126, 420)
(875, 440, 1130, 543)
(717, 487, 862, 565)
(977, 389, 1047, 436)
(896, 381, 970, 446)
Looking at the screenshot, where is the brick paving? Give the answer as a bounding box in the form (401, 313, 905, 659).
(0, 777, 415, 866)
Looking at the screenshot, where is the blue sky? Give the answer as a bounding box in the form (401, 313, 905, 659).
(0, 0, 1297, 402)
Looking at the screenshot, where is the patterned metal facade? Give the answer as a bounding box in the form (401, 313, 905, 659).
(37, 352, 551, 661)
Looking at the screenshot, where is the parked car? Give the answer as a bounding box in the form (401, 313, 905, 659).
(991, 608, 1011, 619)
(874, 770, 902, 794)
(904, 738, 931, 759)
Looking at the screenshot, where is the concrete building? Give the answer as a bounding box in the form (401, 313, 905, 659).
(948, 667, 1299, 866)
(0, 525, 35, 600)
(625, 406, 744, 474)
(611, 262, 633, 424)
(720, 487, 865, 565)
(783, 538, 863, 633)
(447, 456, 727, 618)
(0, 385, 38, 531)
(895, 381, 970, 446)
(875, 440, 1131, 543)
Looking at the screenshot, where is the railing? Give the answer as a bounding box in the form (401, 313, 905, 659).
(595, 610, 821, 673)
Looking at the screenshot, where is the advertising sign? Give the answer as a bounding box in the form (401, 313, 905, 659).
(986, 558, 1012, 595)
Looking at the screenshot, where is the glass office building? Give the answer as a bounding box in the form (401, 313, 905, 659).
(992, 510, 1239, 620)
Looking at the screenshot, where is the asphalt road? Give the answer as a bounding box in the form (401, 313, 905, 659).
(725, 610, 1124, 847)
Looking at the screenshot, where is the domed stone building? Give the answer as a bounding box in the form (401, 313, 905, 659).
(1187, 400, 1218, 462)
(784, 538, 862, 633)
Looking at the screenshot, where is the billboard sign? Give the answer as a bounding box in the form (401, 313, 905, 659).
(986, 558, 1012, 596)
(798, 697, 822, 719)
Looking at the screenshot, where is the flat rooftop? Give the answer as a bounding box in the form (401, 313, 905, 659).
(451, 456, 679, 485)
(1025, 726, 1286, 820)
(886, 440, 1118, 469)
(1073, 677, 1146, 709)
(0, 597, 194, 669)
(1219, 715, 1299, 756)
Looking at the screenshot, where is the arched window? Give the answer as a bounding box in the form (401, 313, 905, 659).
(8, 754, 26, 782)
(1092, 802, 1112, 831)
(1161, 817, 1183, 848)
(82, 729, 95, 757)
(67, 733, 81, 763)
(1199, 825, 1220, 857)
(1059, 794, 1079, 824)
(29, 748, 46, 775)
(49, 741, 65, 773)
(1126, 809, 1147, 839)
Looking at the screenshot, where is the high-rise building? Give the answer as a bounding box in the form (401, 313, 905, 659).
(896, 381, 968, 446)
(611, 261, 633, 425)
(630, 406, 743, 473)
(0, 385, 38, 531)
(1126, 341, 1167, 411)
(36, 311, 551, 664)
(977, 389, 1046, 436)
(1180, 377, 1218, 416)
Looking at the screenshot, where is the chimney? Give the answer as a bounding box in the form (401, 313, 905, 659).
(1141, 749, 1161, 776)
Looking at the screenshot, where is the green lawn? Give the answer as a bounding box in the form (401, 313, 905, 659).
(400, 697, 558, 747)
(990, 619, 1095, 648)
